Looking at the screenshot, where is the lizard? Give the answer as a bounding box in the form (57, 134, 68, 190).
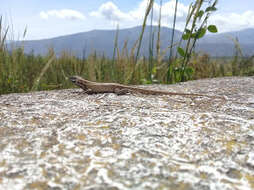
(69, 75, 226, 100)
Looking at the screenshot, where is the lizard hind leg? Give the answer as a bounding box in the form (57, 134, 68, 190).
(114, 88, 131, 95)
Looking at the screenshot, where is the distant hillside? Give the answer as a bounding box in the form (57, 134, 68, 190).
(12, 26, 254, 57)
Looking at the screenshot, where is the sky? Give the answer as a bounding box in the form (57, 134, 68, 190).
(1, 0, 254, 40)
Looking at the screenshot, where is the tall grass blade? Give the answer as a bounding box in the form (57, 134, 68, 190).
(169, 0, 178, 59)
(112, 24, 119, 80)
(112, 24, 119, 62)
(167, 0, 178, 83)
(31, 55, 55, 91)
(156, 0, 162, 64)
(135, 0, 154, 64)
(23, 25, 27, 39)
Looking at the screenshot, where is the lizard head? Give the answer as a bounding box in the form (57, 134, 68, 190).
(69, 76, 88, 90)
(69, 76, 83, 83)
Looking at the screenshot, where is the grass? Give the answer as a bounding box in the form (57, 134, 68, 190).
(0, 1, 254, 95)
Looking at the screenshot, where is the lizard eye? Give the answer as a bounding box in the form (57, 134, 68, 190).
(69, 76, 77, 83)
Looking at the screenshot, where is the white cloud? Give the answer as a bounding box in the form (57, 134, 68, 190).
(89, 0, 189, 30)
(89, 0, 254, 33)
(210, 11, 254, 32)
(129, 0, 188, 22)
(90, 1, 132, 22)
(40, 9, 86, 20)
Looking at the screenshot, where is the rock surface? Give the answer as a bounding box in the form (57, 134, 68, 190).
(0, 77, 254, 190)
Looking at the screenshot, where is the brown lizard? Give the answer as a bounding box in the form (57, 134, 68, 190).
(69, 76, 225, 100)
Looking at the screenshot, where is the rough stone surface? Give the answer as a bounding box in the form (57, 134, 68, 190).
(0, 77, 254, 190)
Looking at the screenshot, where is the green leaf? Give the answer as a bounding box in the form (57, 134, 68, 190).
(205, 6, 217, 12)
(182, 33, 190, 40)
(152, 66, 157, 75)
(185, 29, 191, 34)
(191, 32, 197, 38)
(177, 47, 185, 57)
(197, 28, 206, 39)
(198, 10, 204, 18)
(208, 25, 218, 33)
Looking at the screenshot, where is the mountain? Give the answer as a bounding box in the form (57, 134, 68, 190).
(196, 28, 254, 56)
(11, 26, 254, 57)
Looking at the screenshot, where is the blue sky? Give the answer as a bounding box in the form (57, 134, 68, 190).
(1, 0, 254, 40)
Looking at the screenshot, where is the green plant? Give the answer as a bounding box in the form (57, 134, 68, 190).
(177, 0, 218, 81)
